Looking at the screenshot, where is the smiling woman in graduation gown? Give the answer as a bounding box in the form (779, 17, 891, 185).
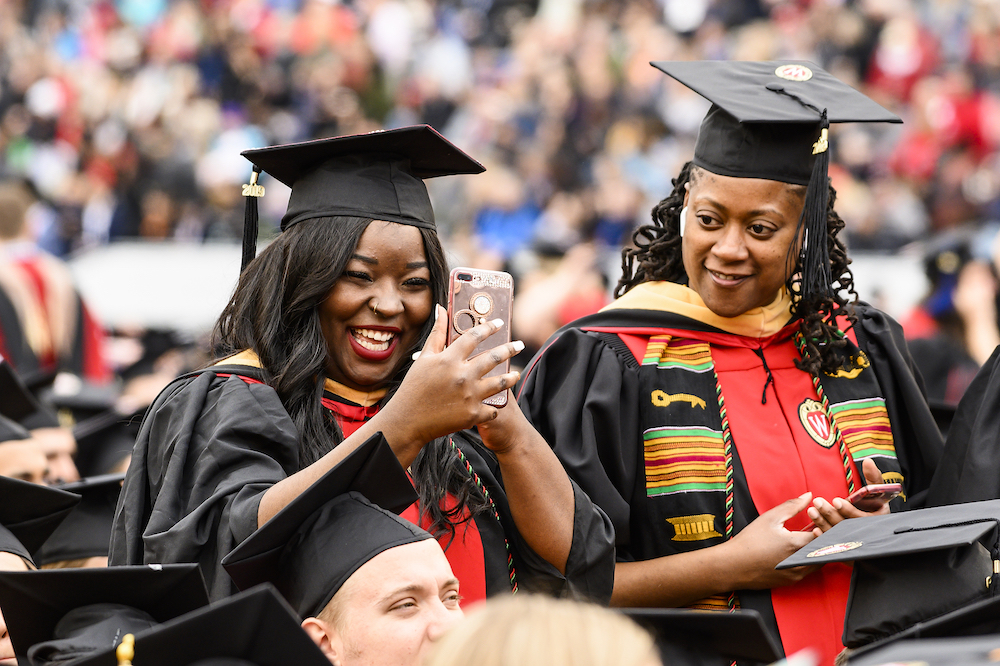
(516, 62, 943, 664)
(109, 126, 614, 605)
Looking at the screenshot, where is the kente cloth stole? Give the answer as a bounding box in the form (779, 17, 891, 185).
(633, 331, 902, 612)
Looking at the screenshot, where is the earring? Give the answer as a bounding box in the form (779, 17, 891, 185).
(370, 300, 379, 316)
(679, 206, 688, 238)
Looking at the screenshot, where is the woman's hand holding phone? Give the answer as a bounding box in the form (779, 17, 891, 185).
(380, 304, 523, 456)
(805, 458, 895, 534)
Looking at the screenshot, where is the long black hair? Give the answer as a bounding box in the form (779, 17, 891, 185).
(213, 217, 487, 537)
(617, 161, 858, 376)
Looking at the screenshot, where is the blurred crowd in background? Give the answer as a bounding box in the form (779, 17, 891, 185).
(1, 0, 1000, 471)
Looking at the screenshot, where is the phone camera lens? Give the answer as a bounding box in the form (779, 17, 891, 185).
(457, 273, 473, 282)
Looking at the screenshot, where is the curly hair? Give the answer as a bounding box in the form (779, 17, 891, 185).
(617, 161, 859, 376)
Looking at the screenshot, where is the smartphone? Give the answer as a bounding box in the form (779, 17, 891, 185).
(446, 267, 514, 407)
(847, 483, 902, 512)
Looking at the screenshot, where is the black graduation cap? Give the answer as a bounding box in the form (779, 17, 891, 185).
(778, 499, 1000, 648)
(33, 474, 124, 567)
(650, 61, 901, 306)
(0, 475, 80, 563)
(844, 594, 1000, 663)
(222, 432, 426, 618)
(0, 412, 30, 442)
(71, 411, 137, 477)
(67, 585, 331, 666)
(238, 124, 485, 271)
(845, 634, 1000, 666)
(0, 563, 210, 664)
(620, 608, 782, 665)
(0, 356, 59, 430)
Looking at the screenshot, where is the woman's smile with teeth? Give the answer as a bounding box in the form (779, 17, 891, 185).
(709, 269, 747, 282)
(352, 328, 394, 350)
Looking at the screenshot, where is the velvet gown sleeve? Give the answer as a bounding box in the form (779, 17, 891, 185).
(852, 302, 944, 509)
(450, 430, 616, 603)
(109, 371, 300, 600)
(516, 327, 641, 560)
(923, 346, 1000, 505)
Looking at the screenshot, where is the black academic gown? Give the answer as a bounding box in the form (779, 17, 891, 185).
(516, 297, 943, 659)
(924, 345, 1000, 505)
(109, 365, 615, 603)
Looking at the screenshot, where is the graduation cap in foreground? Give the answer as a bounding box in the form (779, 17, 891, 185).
(69, 584, 331, 666)
(778, 498, 1000, 648)
(843, 594, 1000, 663)
(650, 61, 901, 306)
(0, 475, 80, 564)
(0, 564, 210, 665)
(846, 633, 1000, 666)
(222, 432, 425, 618)
(33, 474, 124, 567)
(238, 124, 485, 271)
(621, 608, 782, 665)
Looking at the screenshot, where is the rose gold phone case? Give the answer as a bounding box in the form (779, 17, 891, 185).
(447, 268, 514, 407)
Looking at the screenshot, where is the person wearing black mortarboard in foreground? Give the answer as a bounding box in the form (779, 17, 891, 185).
(0, 475, 80, 665)
(68, 585, 331, 666)
(34, 473, 124, 569)
(223, 435, 463, 666)
(110, 125, 615, 605)
(516, 61, 945, 664)
(0, 563, 209, 666)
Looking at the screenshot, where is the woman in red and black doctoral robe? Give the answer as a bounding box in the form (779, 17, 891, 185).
(516, 61, 943, 664)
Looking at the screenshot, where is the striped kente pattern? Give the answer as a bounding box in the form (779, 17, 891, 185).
(643, 426, 727, 497)
(641, 335, 714, 372)
(688, 594, 740, 612)
(828, 398, 897, 461)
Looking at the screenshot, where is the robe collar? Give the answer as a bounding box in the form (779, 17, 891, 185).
(214, 350, 387, 407)
(601, 281, 794, 339)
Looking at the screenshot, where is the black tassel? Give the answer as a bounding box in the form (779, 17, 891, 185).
(241, 166, 264, 273)
(798, 110, 831, 304)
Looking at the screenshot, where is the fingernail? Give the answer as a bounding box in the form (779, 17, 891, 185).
(799, 491, 811, 500)
(435, 305, 442, 322)
(491, 318, 504, 328)
(411, 351, 421, 361)
(512, 340, 525, 352)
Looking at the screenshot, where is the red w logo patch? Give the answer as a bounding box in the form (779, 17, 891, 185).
(799, 399, 836, 448)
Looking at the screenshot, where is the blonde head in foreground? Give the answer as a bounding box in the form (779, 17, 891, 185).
(423, 594, 662, 666)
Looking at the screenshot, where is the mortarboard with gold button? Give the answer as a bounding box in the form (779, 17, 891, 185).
(779, 498, 1000, 650)
(68, 584, 331, 666)
(0, 563, 210, 666)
